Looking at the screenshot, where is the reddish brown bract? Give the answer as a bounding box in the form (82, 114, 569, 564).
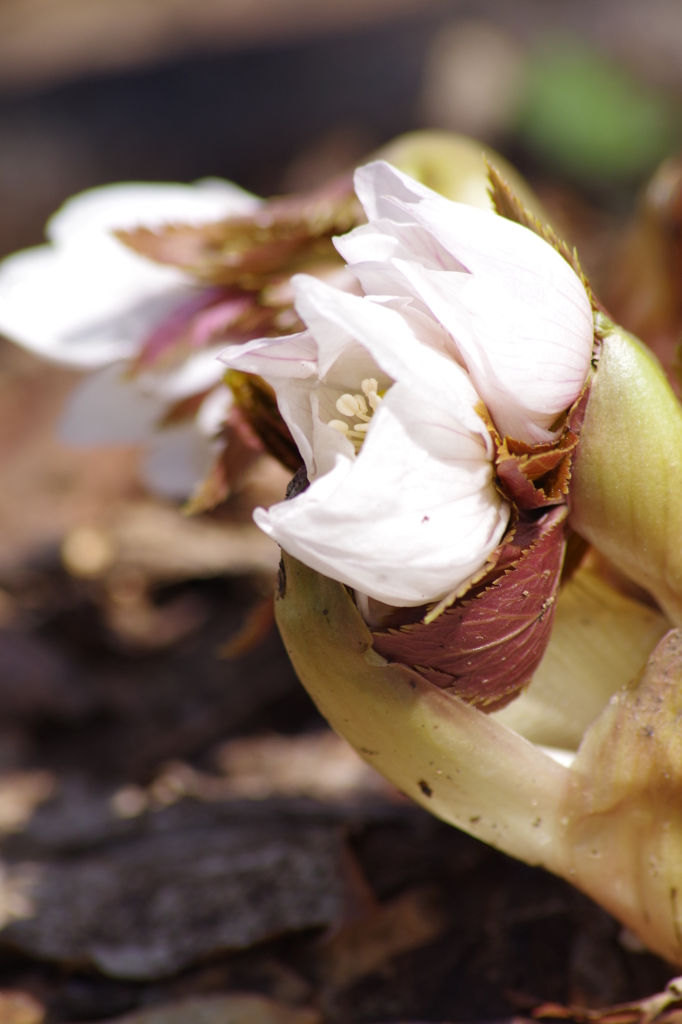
(371, 506, 567, 712)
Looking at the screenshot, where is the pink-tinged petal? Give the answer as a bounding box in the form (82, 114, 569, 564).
(254, 382, 508, 606)
(333, 218, 467, 317)
(220, 332, 318, 380)
(335, 215, 471, 283)
(135, 287, 248, 368)
(353, 161, 436, 223)
(334, 218, 463, 276)
(140, 345, 226, 402)
(190, 294, 254, 348)
(399, 196, 593, 361)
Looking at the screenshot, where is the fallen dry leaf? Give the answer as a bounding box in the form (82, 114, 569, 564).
(138, 732, 397, 809)
(317, 886, 447, 992)
(213, 731, 397, 803)
(102, 993, 322, 1024)
(534, 974, 682, 1024)
(62, 501, 281, 584)
(0, 773, 56, 834)
(0, 991, 45, 1024)
(0, 353, 141, 572)
(218, 595, 275, 659)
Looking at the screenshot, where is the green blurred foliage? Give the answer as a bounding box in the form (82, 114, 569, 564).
(515, 37, 681, 184)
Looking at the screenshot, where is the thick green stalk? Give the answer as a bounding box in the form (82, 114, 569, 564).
(276, 554, 682, 964)
(275, 553, 571, 873)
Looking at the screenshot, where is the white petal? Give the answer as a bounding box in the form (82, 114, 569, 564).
(139, 345, 226, 403)
(195, 385, 233, 438)
(141, 422, 216, 500)
(254, 382, 508, 606)
(47, 179, 258, 245)
(0, 241, 187, 366)
(58, 364, 167, 445)
(353, 160, 437, 223)
(394, 257, 588, 442)
(221, 332, 323, 474)
(271, 377, 318, 478)
(292, 275, 491, 452)
(334, 218, 463, 277)
(59, 351, 228, 448)
(352, 161, 593, 443)
(0, 181, 258, 368)
(310, 391, 356, 477)
(222, 330, 381, 479)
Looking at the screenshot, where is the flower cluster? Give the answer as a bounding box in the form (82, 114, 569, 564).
(222, 160, 593, 608)
(7, 134, 682, 971)
(265, 155, 682, 971)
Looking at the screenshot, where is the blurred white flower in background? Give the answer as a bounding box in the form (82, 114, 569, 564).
(0, 179, 257, 498)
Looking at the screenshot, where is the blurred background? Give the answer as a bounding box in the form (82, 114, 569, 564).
(3, 0, 682, 258)
(1, 2, 682, 1022)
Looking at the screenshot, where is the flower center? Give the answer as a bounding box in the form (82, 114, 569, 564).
(328, 377, 383, 451)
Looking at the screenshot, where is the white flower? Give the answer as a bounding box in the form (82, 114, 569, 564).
(0, 179, 258, 497)
(221, 161, 593, 607)
(340, 161, 594, 445)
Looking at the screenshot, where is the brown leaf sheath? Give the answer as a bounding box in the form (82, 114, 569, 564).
(117, 173, 362, 288)
(226, 371, 303, 474)
(371, 506, 568, 713)
(184, 405, 265, 515)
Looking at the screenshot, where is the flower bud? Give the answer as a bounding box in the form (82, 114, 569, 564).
(570, 314, 682, 625)
(375, 130, 549, 220)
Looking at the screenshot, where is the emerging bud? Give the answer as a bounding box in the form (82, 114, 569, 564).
(570, 314, 682, 625)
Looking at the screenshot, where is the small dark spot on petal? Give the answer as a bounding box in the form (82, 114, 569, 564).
(418, 779, 432, 797)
